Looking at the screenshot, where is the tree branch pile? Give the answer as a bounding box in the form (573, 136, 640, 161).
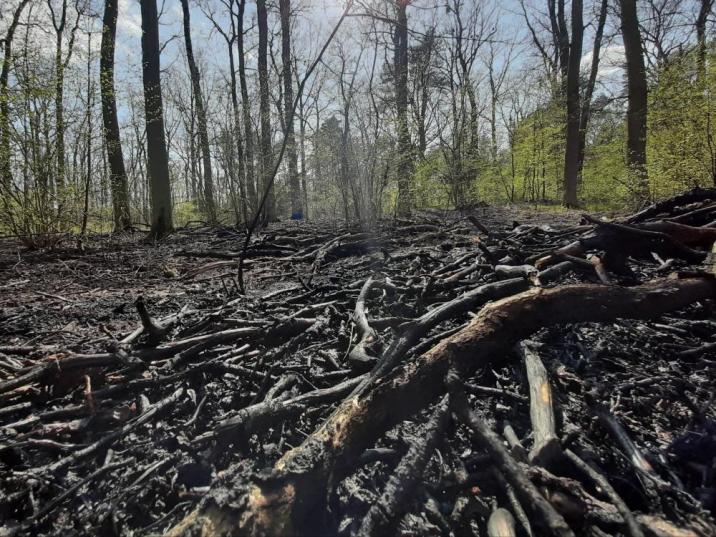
(1, 190, 715, 536)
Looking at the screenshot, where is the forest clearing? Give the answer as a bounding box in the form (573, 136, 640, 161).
(1, 0, 716, 535)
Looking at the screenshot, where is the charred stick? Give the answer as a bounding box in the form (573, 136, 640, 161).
(169, 276, 716, 536)
(6, 459, 133, 537)
(588, 399, 666, 488)
(33, 387, 183, 475)
(519, 341, 563, 468)
(199, 374, 366, 441)
(639, 220, 716, 249)
(564, 449, 644, 537)
(432, 251, 480, 276)
(448, 374, 574, 537)
(134, 296, 168, 344)
(503, 423, 529, 462)
(493, 467, 533, 536)
(625, 186, 716, 223)
(582, 214, 707, 263)
(348, 277, 378, 370)
(440, 262, 492, 284)
(356, 394, 450, 537)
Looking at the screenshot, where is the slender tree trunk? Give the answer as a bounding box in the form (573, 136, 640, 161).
(696, 0, 714, 82)
(81, 31, 92, 236)
(299, 99, 308, 219)
(237, 0, 257, 214)
(140, 0, 173, 236)
(54, 27, 66, 196)
(619, 0, 650, 206)
(225, 33, 246, 225)
(180, 0, 216, 224)
(257, 0, 275, 222)
(575, 0, 607, 184)
(100, 0, 131, 230)
(394, 0, 412, 217)
(279, 0, 301, 218)
(547, 0, 569, 96)
(562, 0, 582, 207)
(0, 0, 31, 192)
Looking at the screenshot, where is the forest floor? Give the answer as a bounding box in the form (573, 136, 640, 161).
(0, 199, 715, 537)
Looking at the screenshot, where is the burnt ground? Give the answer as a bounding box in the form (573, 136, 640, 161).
(0, 202, 714, 537)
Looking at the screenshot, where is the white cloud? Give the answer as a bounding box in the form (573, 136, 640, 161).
(581, 44, 625, 82)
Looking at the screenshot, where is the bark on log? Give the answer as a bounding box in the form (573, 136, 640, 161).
(347, 277, 378, 370)
(167, 275, 716, 537)
(639, 221, 716, 249)
(625, 187, 716, 223)
(520, 342, 562, 468)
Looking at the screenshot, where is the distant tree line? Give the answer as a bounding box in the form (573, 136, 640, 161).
(0, 0, 714, 244)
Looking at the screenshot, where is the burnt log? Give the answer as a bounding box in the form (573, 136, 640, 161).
(167, 275, 716, 537)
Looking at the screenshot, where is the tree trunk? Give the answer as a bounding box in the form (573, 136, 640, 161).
(54, 24, 66, 196)
(394, 0, 412, 217)
(299, 98, 308, 219)
(619, 0, 650, 206)
(180, 0, 216, 225)
(55, 28, 65, 199)
(81, 31, 92, 236)
(224, 28, 246, 225)
(696, 0, 713, 82)
(100, 0, 131, 230)
(562, 0, 582, 207)
(257, 0, 275, 222)
(280, 0, 301, 218)
(547, 0, 569, 96)
(576, 0, 607, 185)
(0, 0, 31, 191)
(140, 0, 173, 236)
(237, 0, 257, 215)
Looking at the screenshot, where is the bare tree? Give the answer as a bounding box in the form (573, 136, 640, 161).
(696, 0, 714, 80)
(577, 0, 608, 181)
(237, 0, 257, 215)
(140, 0, 173, 235)
(563, 0, 582, 207)
(180, 0, 216, 224)
(620, 0, 650, 205)
(100, 0, 131, 229)
(257, 0, 275, 222)
(0, 0, 31, 191)
(394, 0, 412, 216)
(280, 0, 302, 217)
(47, 0, 82, 197)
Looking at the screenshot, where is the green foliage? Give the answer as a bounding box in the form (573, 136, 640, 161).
(457, 46, 716, 210)
(173, 200, 202, 227)
(648, 48, 716, 199)
(412, 151, 451, 209)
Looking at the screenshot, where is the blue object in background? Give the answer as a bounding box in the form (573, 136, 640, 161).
(291, 211, 303, 220)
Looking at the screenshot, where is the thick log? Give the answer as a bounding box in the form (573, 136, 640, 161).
(625, 187, 716, 223)
(167, 275, 716, 537)
(582, 215, 708, 264)
(639, 221, 716, 249)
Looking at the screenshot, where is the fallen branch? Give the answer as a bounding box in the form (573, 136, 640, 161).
(520, 341, 562, 468)
(168, 274, 716, 536)
(356, 394, 450, 537)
